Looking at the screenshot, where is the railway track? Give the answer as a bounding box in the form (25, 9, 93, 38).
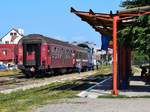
(0, 70, 103, 94)
(0, 73, 29, 86)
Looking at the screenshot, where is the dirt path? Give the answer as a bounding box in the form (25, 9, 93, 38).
(32, 98, 150, 112)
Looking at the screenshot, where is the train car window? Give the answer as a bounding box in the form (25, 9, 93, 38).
(27, 45, 34, 55)
(64, 48, 66, 59)
(76, 52, 78, 58)
(80, 52, 82, 58)
(61, 48, 63, 55)
(57, 48, 59, 58)
(52, 46, 55, 53)
(51, 46, 53, 53)
(77, 52, 79, 58)
(57, 48, 58, 52)
(69, 50, 72, 58)
(68, 49, 71, 58)
(65, 48, 68, 59)
(59, 47, 62, 56)
(52, 47, 56, 53)
(48, 46, 51, 55)
(79, 53, 81, 58)
(80, 53, 82, 58)
(71, 50, 73, 53)
(83, 53, 86, 59)
(2, 50, 7, 55)
(68, 50, 70, 58)
(57, 48, 60, 54)
(52, 55, 54, 58)
(66, 49, 69, 58)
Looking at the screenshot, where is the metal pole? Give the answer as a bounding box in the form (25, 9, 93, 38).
(112, 16, 119, 95)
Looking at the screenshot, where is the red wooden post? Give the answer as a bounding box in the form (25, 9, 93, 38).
(112, 16, 119, 95)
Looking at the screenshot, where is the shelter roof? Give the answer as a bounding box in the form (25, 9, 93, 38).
(71, 6, 150, 36)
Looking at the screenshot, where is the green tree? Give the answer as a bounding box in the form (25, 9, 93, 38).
(120, 0, 150, 69)
(121, 0, 150, 8)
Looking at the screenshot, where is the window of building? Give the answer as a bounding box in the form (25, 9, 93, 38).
(5, 41, 9, 44)
(10, 33, 13, 36)
(14, 33, 17, 36)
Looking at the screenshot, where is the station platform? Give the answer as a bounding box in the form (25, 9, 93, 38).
(78, 73, 150, 98)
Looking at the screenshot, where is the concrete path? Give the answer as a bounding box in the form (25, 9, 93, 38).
(120, 75, 150, 97)
(32, 98, 150, 112)
(76, 73, 150, 98)
(77, 76, 112, 98)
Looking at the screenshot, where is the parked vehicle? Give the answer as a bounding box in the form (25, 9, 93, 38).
(0, 64, 7, 71)
(18, 34, 93, 77)
(7, 64, 18, 70)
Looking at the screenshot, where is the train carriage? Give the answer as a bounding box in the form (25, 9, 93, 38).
(18, 34, 90, 77)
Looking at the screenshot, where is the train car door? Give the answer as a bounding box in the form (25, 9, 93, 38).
(23, 44, 41, 66)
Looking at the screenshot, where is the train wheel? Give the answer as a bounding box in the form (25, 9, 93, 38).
(25, 74, 30, 78)
(35, 71, 42, 78)
(35, 70, 47, 78)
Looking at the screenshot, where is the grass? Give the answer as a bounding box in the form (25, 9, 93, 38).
(0, 81, 79, 112)
(131, 66, 141, 74)
(95, 65, 112, 76)
(0, 69, 20, 77)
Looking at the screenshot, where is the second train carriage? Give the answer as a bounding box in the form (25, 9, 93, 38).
(18, 34, 92, 77)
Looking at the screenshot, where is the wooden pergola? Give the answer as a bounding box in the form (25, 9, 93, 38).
(71, 6, 150, 95)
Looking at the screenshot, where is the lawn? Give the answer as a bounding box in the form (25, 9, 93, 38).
(96, 64, 112, 75)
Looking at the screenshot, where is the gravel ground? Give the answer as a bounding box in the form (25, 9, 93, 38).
(32, 98, 150, 112)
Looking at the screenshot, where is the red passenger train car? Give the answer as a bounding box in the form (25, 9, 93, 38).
(18, 34, 90, 77)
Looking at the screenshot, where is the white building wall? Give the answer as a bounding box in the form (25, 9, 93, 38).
(1, 29, 23, 44)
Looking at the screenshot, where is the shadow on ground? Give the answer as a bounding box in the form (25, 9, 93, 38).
(49, 74, 112, 91)
(128, 75, 150, 92)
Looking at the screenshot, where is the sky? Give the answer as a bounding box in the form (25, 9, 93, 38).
(0, 0, 123, 47)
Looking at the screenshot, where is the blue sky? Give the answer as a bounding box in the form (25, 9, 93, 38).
(0, 0, 122, 47)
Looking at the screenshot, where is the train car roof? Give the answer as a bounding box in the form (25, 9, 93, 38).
(20, 34, 87, 52)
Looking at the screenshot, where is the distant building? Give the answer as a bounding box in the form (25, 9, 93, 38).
(0, 44, 17, 65)
(0, 28, 24, 44)
(98, 48, 113, 65)
(0, 28, 24, 65)
(71, 41, 100, 67)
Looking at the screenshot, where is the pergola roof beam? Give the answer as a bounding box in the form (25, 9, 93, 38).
(71, 6, 150, 36)
(119, 6, 150, 14)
